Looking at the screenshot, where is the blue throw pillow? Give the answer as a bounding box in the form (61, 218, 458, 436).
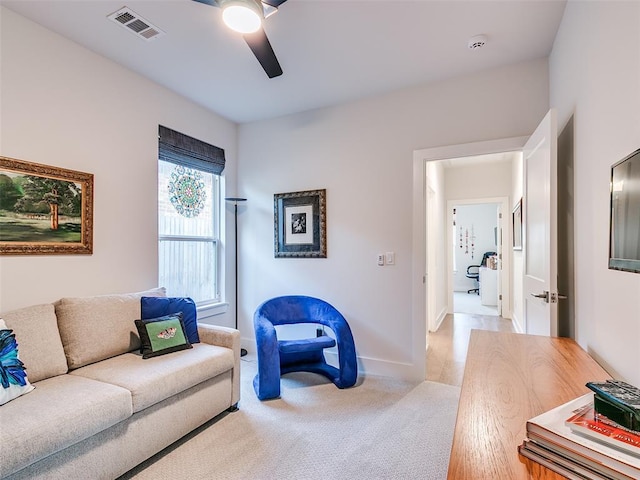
(141, 297, 199, 344)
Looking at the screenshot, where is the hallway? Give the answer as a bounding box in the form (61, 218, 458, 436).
(452, 291, 498, 316)
(425, 313, 514, 386)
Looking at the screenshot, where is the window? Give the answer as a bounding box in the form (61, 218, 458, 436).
(158, 126, 225, 306)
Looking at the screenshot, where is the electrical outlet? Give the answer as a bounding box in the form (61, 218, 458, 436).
(377, 254, 385, 266)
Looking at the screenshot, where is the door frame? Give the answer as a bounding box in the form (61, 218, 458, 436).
(412, 136, 528, 381)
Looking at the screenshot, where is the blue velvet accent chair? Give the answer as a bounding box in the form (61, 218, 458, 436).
(253, 295, 358, 401)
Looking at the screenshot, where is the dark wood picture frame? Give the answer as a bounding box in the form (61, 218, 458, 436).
(512, 198, 522, 251)
(274, 189, 326, 258)
(0, 156, 94, 255)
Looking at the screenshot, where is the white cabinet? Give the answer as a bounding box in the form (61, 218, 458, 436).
(479, 267, 498, 306)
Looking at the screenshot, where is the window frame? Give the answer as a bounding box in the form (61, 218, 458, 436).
(157, 157, 223, 308)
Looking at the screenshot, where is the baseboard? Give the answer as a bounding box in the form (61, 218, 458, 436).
(324, 351, 423, 381)
(433, 306, 448, 331)
(243, 340, 424, 381)
(511, 313, 524, 333)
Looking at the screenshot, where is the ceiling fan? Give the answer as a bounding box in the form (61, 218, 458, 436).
(192, 0, 288, 78)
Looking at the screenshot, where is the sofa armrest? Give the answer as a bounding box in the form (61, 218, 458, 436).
(197, 324, 238, 349)
(197, 324, 240, 406)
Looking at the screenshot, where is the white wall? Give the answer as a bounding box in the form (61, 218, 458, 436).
(0, 8, 238, 328)
(238, 59, 549, 378)
(445, 160, 513, 200)
(549, 0, 640, 385)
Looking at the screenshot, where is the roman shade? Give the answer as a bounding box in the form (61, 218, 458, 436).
(158, 125, 225, 174)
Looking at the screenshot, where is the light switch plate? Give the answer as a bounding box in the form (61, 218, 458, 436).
(377, 254, 385, 266)
(385, 252, 395, 265)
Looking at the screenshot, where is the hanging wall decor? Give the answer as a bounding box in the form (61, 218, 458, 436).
(0, 156, 94, 255)
(471, 224, 475, 259)
(513, 198, 523, 250)
(274, 189, 326, 258)
(168, 165, 206, 218)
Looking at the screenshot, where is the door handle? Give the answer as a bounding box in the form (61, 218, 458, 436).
(531, 291, 549, 303)
(551, 293, 568, 303)
(531, 292, 568, 303)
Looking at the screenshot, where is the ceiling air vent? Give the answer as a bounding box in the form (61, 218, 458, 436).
(107, 7, 165, 41)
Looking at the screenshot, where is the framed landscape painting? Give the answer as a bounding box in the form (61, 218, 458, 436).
(274, 189, 326, 258)
(0, 156, 93, 255)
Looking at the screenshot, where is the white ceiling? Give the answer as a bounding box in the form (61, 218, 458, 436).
(1, 0, 567, 124)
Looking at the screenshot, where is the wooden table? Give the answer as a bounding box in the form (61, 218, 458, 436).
(447, 330, 611, 479)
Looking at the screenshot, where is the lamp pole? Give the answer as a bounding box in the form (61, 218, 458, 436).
(225, 197, 247, 357)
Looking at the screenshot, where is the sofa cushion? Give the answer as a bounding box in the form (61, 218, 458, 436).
(141, 296, 200, 344)
(55, 287, 166, 369)
(134, 313, 192, 359)
(70, 343, 234, 412)
(0, 304, 67, 382)
(0, 374, 132, 479)
(0, 319, 35, 405)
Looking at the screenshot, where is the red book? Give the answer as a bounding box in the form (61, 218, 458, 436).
(566, 403, 640, 458)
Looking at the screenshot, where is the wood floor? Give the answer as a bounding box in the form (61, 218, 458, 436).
(425, 313, 514, 386)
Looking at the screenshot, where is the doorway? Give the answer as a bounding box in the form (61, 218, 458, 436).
(450, 201, 501, 317)
(423, 151, 516, 333)
(412, 136, 528, 381)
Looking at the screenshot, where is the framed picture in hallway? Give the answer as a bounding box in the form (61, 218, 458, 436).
(274, 189, 326, 258)
(512, 198, 522, 251)
(0, 156, 94, 256)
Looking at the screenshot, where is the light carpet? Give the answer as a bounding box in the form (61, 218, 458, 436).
(121, 356, 461, 480)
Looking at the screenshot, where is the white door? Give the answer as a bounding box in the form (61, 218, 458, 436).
(523, 109, 559, 336)
(496, 204, 502, 316)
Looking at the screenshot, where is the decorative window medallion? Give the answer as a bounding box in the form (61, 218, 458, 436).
(168, 165, 206, 218)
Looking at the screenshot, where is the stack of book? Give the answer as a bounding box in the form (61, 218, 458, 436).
(519, 380, 640, 480)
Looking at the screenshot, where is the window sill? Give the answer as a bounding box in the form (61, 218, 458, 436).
(197, 302, 229, 320)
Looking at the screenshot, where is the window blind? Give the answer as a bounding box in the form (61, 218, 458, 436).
(158, 125, 225, 174)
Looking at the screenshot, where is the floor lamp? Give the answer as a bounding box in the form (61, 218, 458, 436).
(225, 197, 248, 357)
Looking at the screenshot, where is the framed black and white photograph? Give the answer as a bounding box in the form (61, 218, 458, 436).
(512, 198, 522, 251)
(274, 189, 326, 258)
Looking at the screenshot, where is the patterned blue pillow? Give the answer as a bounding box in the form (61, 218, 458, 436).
(141, 297, 199, 344)
(0, 319, 35, 405)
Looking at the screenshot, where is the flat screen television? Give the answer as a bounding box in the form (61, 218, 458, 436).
(609, 148, 640, 273)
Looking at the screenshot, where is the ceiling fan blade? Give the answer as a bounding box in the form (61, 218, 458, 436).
(262, 0, 288, 7)
(191, 0, 220, 7)
(243, 27, 283, 78)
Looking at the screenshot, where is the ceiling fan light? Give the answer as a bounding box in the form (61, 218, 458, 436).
(222, 1, 262, 34)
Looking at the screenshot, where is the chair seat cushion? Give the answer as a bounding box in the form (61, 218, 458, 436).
(278, 335, 336, 354)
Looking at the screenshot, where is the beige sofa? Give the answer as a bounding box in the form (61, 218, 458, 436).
(0, 289, 240, 480)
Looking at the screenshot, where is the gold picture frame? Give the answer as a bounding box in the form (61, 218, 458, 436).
(0, 156, 93, 255)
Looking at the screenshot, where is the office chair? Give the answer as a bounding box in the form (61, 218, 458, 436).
(466, 265, 480, 294)
(466, 251, 496, 294)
